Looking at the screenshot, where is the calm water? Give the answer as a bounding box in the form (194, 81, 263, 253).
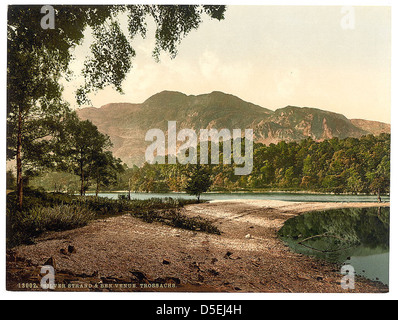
(93, 192, 389, 203)
(278, 207, 390, 286)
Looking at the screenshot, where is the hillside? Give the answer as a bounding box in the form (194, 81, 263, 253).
(76, 91, 390, 166)
(350, 119, 391, 137)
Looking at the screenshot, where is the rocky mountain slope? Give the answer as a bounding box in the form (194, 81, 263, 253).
(350, 119, 391, 137)
(77, 91, 390, 166)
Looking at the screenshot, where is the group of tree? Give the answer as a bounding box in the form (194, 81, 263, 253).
(250, 134, 390, 197)
(7, 5, 227, 209)
(54, 112, 124, 196)
(7, 109, 124, 197)
(113, 134, 390, 199)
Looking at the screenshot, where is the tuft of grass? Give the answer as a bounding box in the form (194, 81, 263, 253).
(30, 205, 96, 232)
(130, 208, 221, 235)
(6, 205, 95, 248)
(6, 189, 218, 248)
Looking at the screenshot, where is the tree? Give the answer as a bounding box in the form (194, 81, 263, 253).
(92, 151, 124, 196)
(346, 167, 364, 194)
(7, 5, 226, 209)
(55, 113, 114, 196)
(367, 155, 390, 202)
(185, 164, 213, 202)
(7, 37, 71, 208)
(6, 170, 16, 191)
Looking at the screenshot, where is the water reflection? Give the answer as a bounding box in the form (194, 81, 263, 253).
(278, 207, 390, 285)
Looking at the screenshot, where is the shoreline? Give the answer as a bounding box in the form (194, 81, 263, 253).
(7, 200, 390, 293)
(87, 190, 390, 196)
(85, 190, 390, 200)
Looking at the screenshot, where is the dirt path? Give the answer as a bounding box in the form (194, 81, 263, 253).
(7, 200, 389, 293)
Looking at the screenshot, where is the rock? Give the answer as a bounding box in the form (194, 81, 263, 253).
(211, 258, 218, 264)
(7, 252, 17, 262)
(60, 249, 68, 255)
(68, 245, 77, 254)
(208, 269, 220, 276)
(129, 270, 149, 282)
(155, 277, 181, 285)
(191, 262, 201, 272)
(245, 234, 252, 239)
(224, 251, 241, 260)
(43, 257, 56, 269)
(162, 260, 171, 265)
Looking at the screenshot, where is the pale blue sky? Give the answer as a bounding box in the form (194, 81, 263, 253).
(63, 5, 391, 123)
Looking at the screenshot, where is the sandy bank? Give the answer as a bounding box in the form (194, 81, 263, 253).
(7, 200, 389, 293)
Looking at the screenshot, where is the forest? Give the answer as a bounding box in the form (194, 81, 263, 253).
(22, 133, 391, 197)
(114, 133, 390, 197)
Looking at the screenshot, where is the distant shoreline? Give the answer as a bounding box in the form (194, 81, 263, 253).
(86, 190, 389, 197)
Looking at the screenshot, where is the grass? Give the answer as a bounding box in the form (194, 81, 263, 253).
(6, 188, 220, 248)
(31, 205, 96, 232)
(130, 208, 221, 235)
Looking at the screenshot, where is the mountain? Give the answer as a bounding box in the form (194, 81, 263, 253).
(76, 91, 390, 166)
(350, 119, 391, 137)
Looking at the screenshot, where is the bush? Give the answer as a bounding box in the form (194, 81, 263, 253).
(130, 208, 221, 235)
(7, 208, 40, 247)
(6, 189, 217, 248)
(6, 205, 95, 248)
(30, 205, 95, 232)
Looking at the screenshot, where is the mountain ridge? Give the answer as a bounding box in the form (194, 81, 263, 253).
(76, 91, 390, 166)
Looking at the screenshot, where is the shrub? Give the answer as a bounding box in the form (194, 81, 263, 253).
(6, 205, 95, 248)
(6, 188, 216, 248)
(130, 208, 221, 235)
(30, 205, 95, 232)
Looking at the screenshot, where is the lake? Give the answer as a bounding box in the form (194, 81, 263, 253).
(278, 207, 390, 286)
(93, 191, 389, 203)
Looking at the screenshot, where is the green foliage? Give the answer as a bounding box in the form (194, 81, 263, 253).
(123, 134, 390, 196)
(51, 112, 123, 195)
(6, 202, 95, 248)
(8, 5, 226, 106)
(6, 170, 16, 190)
(129, 208, 220, 235)
(91, 151, 124, 195)
(30, 171, 80, 194)
(6, 189, 218, 248)
(185, 164, 213, 202)
(30, 205, 95, 232)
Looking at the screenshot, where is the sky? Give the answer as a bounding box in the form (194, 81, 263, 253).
(62, 5, 391, 123)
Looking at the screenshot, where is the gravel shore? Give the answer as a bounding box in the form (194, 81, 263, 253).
(7, 200, 389, 293)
